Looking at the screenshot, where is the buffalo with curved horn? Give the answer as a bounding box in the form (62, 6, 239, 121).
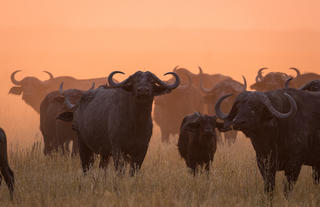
(298, 80, 320, 91)
(177, 112, 225, 175)
(255, 67, 268, 82)
(9, 70, 110, 113)
(57, 70, 180, 174)
(199, 73, 247, 145)
(250, 67, 291, 92)
(170, 66, 230, 90)
(198, 66, 232, 91)
(285, 77, 320, 92)
(288, 67, 320, 89)
(9, 70, 55, 112)
(40, 82, 95, 155)
(215, 87, 320, 197)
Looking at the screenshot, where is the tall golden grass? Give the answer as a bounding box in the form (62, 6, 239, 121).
(1, 128, 320, 207)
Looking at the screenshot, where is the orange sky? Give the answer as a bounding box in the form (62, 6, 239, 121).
(1, 0, 320, 30)
(0, 0, 320, 145)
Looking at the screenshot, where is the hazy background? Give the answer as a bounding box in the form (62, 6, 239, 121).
(1, 0, 320, 145)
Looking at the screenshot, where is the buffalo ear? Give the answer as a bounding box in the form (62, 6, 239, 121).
(9, 87, 22, 95)
(53, 96, 65, 103)
(57, 112, 73, 122)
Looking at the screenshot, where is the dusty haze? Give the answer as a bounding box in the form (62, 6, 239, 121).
(0, 0, 320, 145)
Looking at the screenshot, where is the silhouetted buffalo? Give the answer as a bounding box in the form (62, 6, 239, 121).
(153, 72, 205, 143)
(0, 128, 14, 200)
(286, 67, 320, 88)
(200, 74, 247, 145)
(170, 66, 231, 90)
(178, 112, 223, 175)
(215, 87, 320, 198)
(9, 70, 108, 113)
(298, 80, 320, 91)
(250, 68, 291, 91)
(285, 77, 320, 92)
(40, 83, 95, 155)
(58, 71, 180, 175)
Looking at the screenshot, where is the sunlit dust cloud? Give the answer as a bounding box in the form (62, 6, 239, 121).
(0, 0, 319, 145)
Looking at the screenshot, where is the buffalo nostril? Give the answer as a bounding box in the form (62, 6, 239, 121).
(137, 87, 151, 95)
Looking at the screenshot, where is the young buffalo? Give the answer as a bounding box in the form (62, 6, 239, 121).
(0, 128, 14, 200)
(178, 112, 223, 175)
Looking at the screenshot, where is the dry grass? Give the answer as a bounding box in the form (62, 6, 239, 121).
(1, 130, 320, 207)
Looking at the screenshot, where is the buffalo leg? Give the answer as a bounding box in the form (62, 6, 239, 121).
(129, 149, 148, 176)
(216, 130, 224, 146)
(205, 162, 210, 173)
(191, 167, 196, 176)
(64, 141, 71, 154)
(99, 153, 111, 169)
(41, 132, 50, 155)
(160, 128, 170, 143)
(113, 150, 126, 175)
(60, 139, 69, 155)
(71, 138, 79, 156)
(129, 157, 142, 176)
(51, 139, 60, 154)
(312, 166, 320, 185)
(43, 136, 54, 155)
(78, 139, 94, 174)
(1, 166, 14, 200)
(59, 143, 65, 154)
(43, 141, 49, 155)
(224, 130, 237, 146)
(257, 157, 276, 197)
(186, 158, 197, 176)
(129, 162, 140, 176)
(283, 164, 301, 198)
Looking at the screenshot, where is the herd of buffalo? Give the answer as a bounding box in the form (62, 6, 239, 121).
(1, 66, 320, 200)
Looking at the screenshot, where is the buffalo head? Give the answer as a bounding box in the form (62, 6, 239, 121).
(287, 67, 320, 88)
(9, 70, 54, 112)
(285, 77, 320, 92)
(299, 80, 320, 91)
(183, 112, 224, 141)
(108, 71, 180, 102)
(56, 82, 95, 122)
(250, 68, 291, 91)
(215, 91, 297, 135)
(200, 75, 247, 114)
(58, 70, 180, 120)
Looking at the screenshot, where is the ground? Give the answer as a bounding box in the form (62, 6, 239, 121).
(1, 128, 320, 207)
